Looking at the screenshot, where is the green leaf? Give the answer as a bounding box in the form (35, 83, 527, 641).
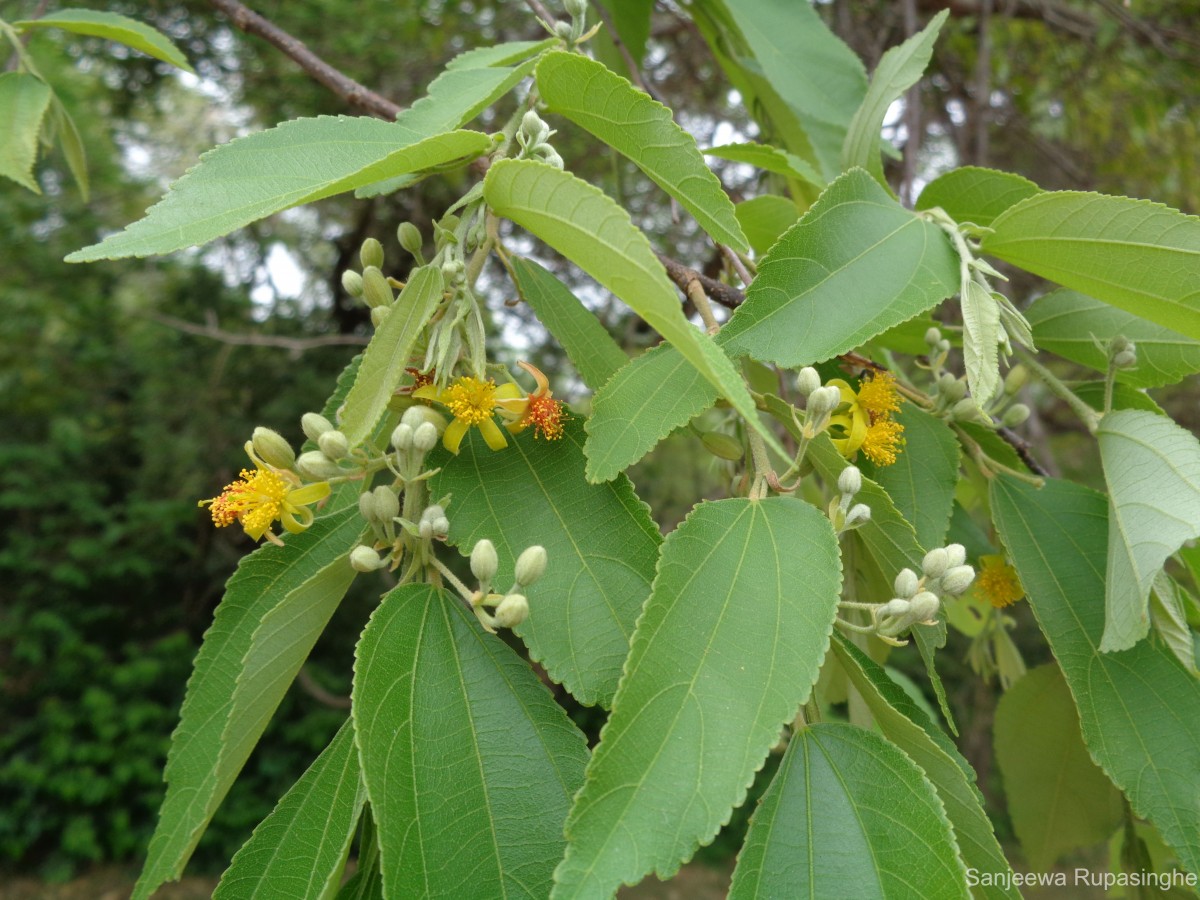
(961, 280, 1003, 405)
(445, 38, 558, 70)
(915, 167, 1040, 228)
(1028, 289, 1200, 389)
(842, 10, 948, 185)
(584, 343, 717, 483)
(1150, 574, 1199, 676)
(133, 505, 364, 900)
(483, 159, 784, 460)
(510, 257, 628, 391)
(536, 51, 747, 252)
(214, 721, 364, 900)
(832, 635, 1019, 899)
(734, 195, 800, 256)
(866, 404, 960, 550)
(1098, 409, 1200, 651)
(982, 192, 1200, 340)
(430, 420, 661, 707)
(17, 8, 194, 73)
(353, 584, 589, 899)
(0, 73, 52, 193)
(48, 96, 88, 200)
(68, 124, 491, 261)
(720, 169, 959, 368)
(706, 142, 823, 189)
(1074, 380, 1165, 415)
(729, 723, 969, 899)
(553, 497, 842, 897)
(338, 266, 442, 449)
(990, 475, 1200, 875)
(994, 664, 1124, 870)
(609, 0, 653, 65)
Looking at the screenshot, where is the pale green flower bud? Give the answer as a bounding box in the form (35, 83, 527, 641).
(302, 412, 334, 443)
(318, 430, 350, 460)
(553, 19, 573, 39)
(908, 590, 940, 623)
(795, 366, 821, 398)
(296, 450, 339, 480)
(350, 545, 387, 572)
(1002, 403, 1031, 428)
(893, 568, 920, 599)
(941, 565, 976, 596)
(372, 486, 399, 523)
(925, 326, 943, 347)
(251, 427, 295, 469)
(390, 423, 414, 451)
(1110, 335, 1134, 355)
(418, 519, 434, 540)
(397, 222, 423, 255)
(945, 543, 967, 568)
(471, 539, 499, 582)
(939, 374, 967, 403)
(514, 545, 548, 587)
(341, 270, 364, 297)
(938, 338, 952, 353)
(358, 491, 377, 523)
(494, 593, 529, 628)
(878, 598, 911, 619)
(432, 516, 450, 538)
(564, 0, 588, 20)
(360, 237, 384, 270)
(844, 503, 871, 529)
(701, 431, 743, 461)
(952, 398, 982, 421)
(837, 466, 862, 498)
(421, 504, 445, 524)
(1003, 364, 1028, 395)
(807, 385, 841, 417)
(922, 547, 949, 579)
(441, 259, 464, 283)
(401, 405, 447, 434)
(1113, 349, 1138, 369)
(362, 266, 394, 309)
(412, 422, 439, 454)
(370, 306, 390, 328)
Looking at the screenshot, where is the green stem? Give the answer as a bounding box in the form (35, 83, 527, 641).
(1015, 347, 1101, 432)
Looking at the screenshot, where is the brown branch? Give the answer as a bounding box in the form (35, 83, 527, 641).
(207, 0, 401, 120)
(145, 310, 369, 354)
(996, 425, 1049, 477)
(656, 251, 745, 311)
(296, 667, 351, 709)
(591, 1, 667, 105)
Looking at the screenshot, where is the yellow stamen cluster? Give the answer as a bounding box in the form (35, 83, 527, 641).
(977, 554, 1024, 608)
(861, 418, 905, 466)
(857, 371, 902, 417)
(525, 393, 566, 440)
(442, 377, 499, 426)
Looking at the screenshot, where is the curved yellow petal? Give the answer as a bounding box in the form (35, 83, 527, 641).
(829, 412, 869, 457)
(413, 385, 443, 402)
(478, 417, 509, 451)
(281, 506, 314, 534)
(494, 396, 529, 417)
(517, 360, 550, 394)
(287, 482, 331, 505)
(443, 418, 469, 454)
(494, 382, 524, 401)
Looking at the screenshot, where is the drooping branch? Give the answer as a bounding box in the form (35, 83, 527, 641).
(656, 251, 745, 311)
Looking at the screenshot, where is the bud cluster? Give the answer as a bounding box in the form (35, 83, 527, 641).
(864, 544, 976, 644)
(516, 110, 564, 169)
(827, 465, 870, 534)
(466, 539, 547, 632)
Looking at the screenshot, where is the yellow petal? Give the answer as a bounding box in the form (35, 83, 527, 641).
(478, 417, 509, 451)
(413, 385, 443, 402)
(281, 506, 314, 534)
(443, 418, 469, 454)
(829, 412, 868, 457)
(494, 382, 524, 400)
(287, 482, 331, 505)
(517, 360, 550, 394)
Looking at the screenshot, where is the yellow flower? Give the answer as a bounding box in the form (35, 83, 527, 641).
(861, 418, 904, 466)
(976, 554, 1024, 608)
(495, 361, 567, 441)
(856, 370, 902, 417)
(414, 375, 522, 454)
(200, 448, 330, 543)
(827, 371, 905, 466)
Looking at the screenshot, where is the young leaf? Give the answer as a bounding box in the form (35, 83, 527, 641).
(509, 257, 628, 391)
(832, 636, 1019, 899)
(915, 167, 1040, 228)
(994, 664, 1123, 870)
(1150, 574, 1199, 676)
(1098, 409, 1200, 652)
(132, 504, 365, 900)
(48, 96, 89, 200)
(584, 343, 717, 483)
(734, 195, 800, 256)
(991, 475, 1200, 876)
(706, 142, 824, 190)
(338, 266, 443, 449)
(1027, 289, 1200, 389)
(552, 497, 842, 898)
(841, 10, 948, 185)
(729, 723, 969, 899)
(213, 720, 365, 900)
(982, 192, 1200, 340)
(68, 124, 491, 261)
(430, 421, 662, 708)
(720, 168, 959, 368)
(16, 8, 194, 73)
(961, 280, 1003, 406)
(483, 159, 784, 460)
(536, 51, 747, 252)
(0, 73, 52, 193)
(353, 584, 589, 899)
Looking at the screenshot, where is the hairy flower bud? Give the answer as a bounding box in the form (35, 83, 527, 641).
(360, 237, 385, 270)
(952, 398, 982, 421)
(412, 421, 440, 454)
(844, 503, 871, 528)
(1003, 364, 1028, 395)
(564, 0, 588, 20)
(941, 565, 976, 596)
(432, 516, 450, 538)
(893, 568, 920, 599)
(807, 385, 841, 417)
(908, 590, 940, 623)
(397, 221, 423, 255)
(837, 466, 862, 498)
(296, 450, 339, 480)
(302, 412, 334, 443)
(795, 366, 821, 398)
(494, 593, 529, 628)
(318, 429, 350, 460)
(471, 539, 499, 582)
(514, 545, 548, 587)
(362, 266, 394, 309)
(939, 374, 967, 403)
(390, 423, 414, 451)
(372, 486, 399, 523)
(1113, 349, 1138, 369)
(878, 598, 911, 619)
(945, 543, 967, 568)
(349, 545, 387, 572)
(922, 547, 949, 579)
(358, 491, 377, 523)
(701, 431, 743, 461)
(251, 427, 295, 470)
(1002, 403, 1031, 428)
(401, 404, 448, 434)
(925, 326, 943, 347)
(341, 270, 364, 297)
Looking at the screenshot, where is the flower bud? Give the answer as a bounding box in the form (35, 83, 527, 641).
(390, 423, 414, 451)
(564, 0, 588, 19)
(807, 385, 841, 417)
(1002, 403, 1031, 428)
(952, 398, 982, 421)
(945, 543, 967, 567)
(1110, 335, 1134, 355)
(370, 306, 390, 328)
(362, 266, 394, 309)
(1113, 349, 1138, 369)
(418, 519, 434, 540)
(358, 491, 377, 523)
(939, 374, 967, 403)
(844, 503, 871, 528)
(701, 431, 743, 461)
(318, 429, 350, 460)
(925, 326, 943, 347)
(795, 366, 821, 398)
(908, 591, 940, 623)
(296, 450, 340, 480)
(402, 404, 448, 434)
(360, 237, 385, 270)
(940, 565, 976, 596)
(553, 19, 573, 39)
(341, 270, 364, 297)
(494, 593, 529, 628)
(412, 422, 439, 454)
(302, 412, 334, 443)
(397, 222, 423, 255)
(938, 338, 952, 353)
(471, 539, 499, 582)
(878, 598, 911, 619)
(514, 545, 548, 587)
(1003, 364, 1028, 395)
(251, 427, 295, 469)
(893, 568, 920, 599)
(350, 545, 387, 572)
(432, 516, 450, 538)
(837, 466, 862, 497)
(421, 504, 445, 524)
(922, 547, 949, 579)
(372, 486, 399, 523)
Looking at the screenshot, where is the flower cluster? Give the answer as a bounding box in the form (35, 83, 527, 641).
(829, 370, 906, 466)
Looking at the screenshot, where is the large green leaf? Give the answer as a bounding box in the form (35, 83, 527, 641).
(353, 584, 589, 899)
(0, 73, 52, 193)
(982, 192, 1200, 340)
(841, 10, 948, 185)
(720, 168, 959, 367)
(866, 404, 960, 550)
(729, 723, 969, 899)
(1027, 289, 1200, 389)
(734, 195, 800, 256)
(991, 475, 1200, 875)
(68, 124, 490, 261)
(994, 664, 1123, 870)
(914, 167, 1040, 228)
(214, 720, 364, 900)
(510, 257, 628, 391)
(553, 497, 841, 897)
(1097, 409, 1200, 651)
(16, 8, 193, 72)
(537, 52, 747, 252)
(483, 159, 783, 459)
(339, 266, 443, 449)
(430, 421, 661, 707)
(832, 636, 1018, 899)
(583, 343, 717, 483)
(133, 504, 365, 900)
